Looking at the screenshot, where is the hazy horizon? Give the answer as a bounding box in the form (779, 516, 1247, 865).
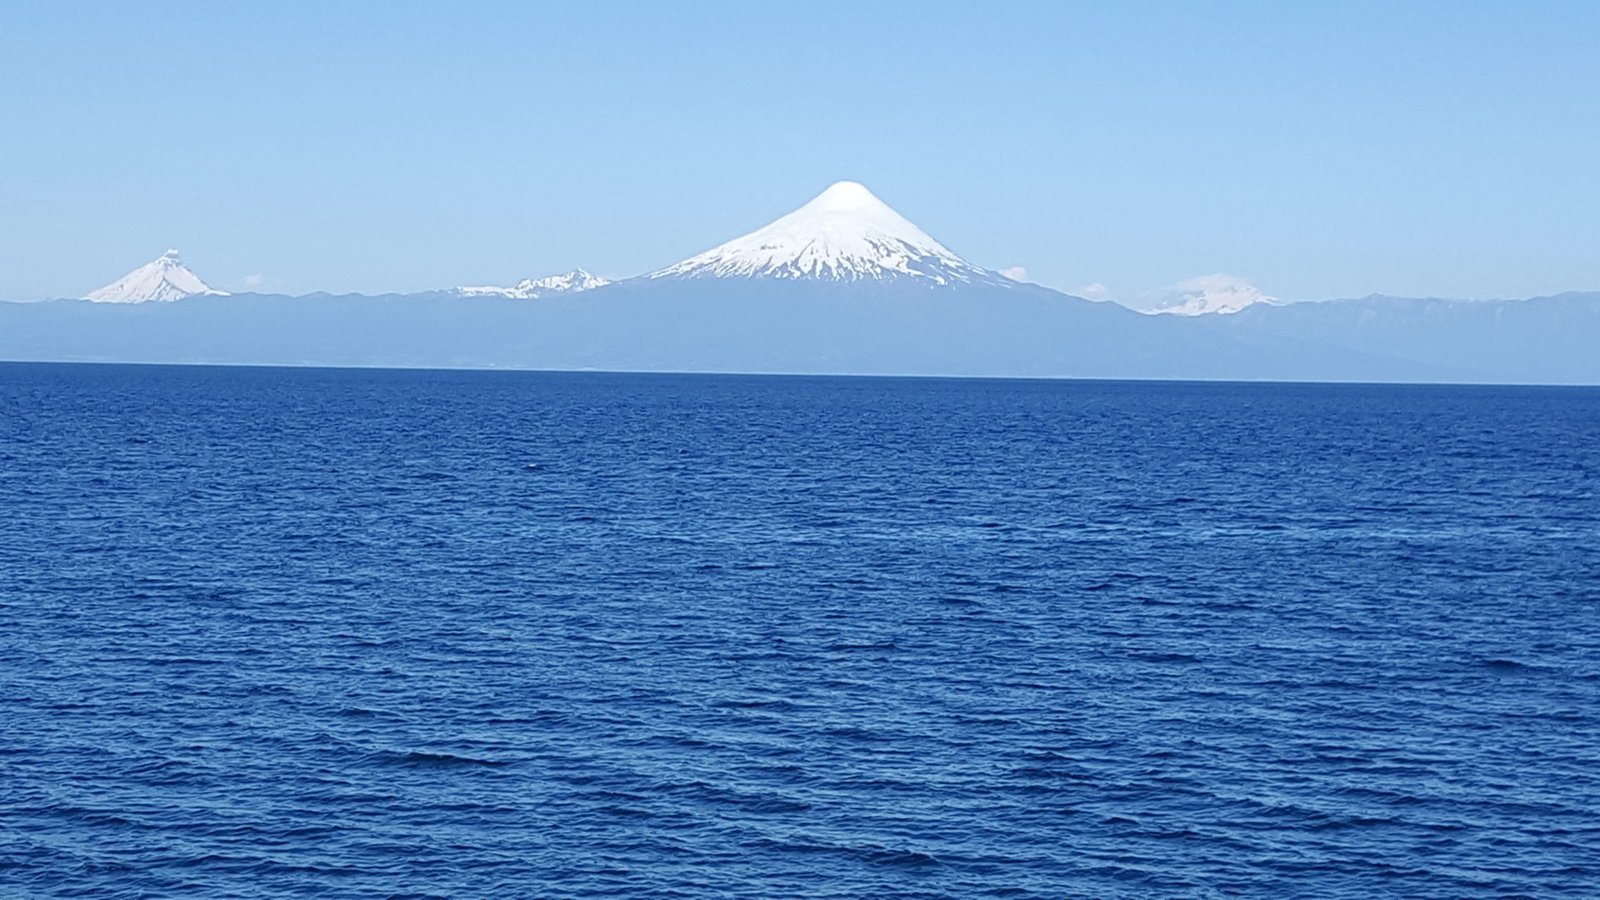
(3, 1, 1597, 303)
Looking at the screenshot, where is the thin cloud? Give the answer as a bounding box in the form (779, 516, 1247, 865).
(1068, 282, 1113, 301)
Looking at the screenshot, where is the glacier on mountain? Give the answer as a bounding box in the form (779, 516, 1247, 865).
(1138, 274, 1277, 316)
(456, 268, 611, 299)
(648, 181, 1012, 287)
(85, 250, 228, 303)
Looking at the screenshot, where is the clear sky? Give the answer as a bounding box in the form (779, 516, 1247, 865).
(2, 0, 1596, 301)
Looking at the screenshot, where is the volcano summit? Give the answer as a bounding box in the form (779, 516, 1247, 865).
(648, 181, 1013, 288)
(85, 250, 227, 303)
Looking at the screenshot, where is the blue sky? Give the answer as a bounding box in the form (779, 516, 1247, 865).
(1, 1, 1596, 301)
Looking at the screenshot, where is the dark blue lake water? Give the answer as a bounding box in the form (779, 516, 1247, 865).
(2, 363, 1597, 897)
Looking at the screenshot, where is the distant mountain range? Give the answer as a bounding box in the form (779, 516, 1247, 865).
(454, 269, 611, 301)
(4, 182, 1598, 384)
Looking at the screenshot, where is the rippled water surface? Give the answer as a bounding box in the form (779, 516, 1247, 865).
(3, 363, 1598, 898)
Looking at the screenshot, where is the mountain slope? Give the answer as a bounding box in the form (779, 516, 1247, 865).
(1139, 274, 1279, 316)
(456, 268, 611, 299)
(85, 250, 228, 303)
(1208, 292, 1600, 383)
(4, 288, 1597, 382)
(647, 181, 1012, 287)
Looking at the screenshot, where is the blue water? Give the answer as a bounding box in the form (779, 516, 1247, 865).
(2, 363, 1598, 898)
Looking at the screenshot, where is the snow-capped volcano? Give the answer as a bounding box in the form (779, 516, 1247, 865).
(1138, 274, 1278, 316)
(457, 268, 611, 299)
(649, 181, 1008, 286)
(85, 249, 228, 303)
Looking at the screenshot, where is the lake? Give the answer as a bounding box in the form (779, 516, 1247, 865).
(2, 363, 1597, 897)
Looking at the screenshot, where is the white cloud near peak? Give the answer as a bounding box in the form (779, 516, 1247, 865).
(1068, 282, 1114, 301)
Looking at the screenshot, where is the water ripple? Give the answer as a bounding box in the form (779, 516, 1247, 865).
(2, 364, 1598, 897)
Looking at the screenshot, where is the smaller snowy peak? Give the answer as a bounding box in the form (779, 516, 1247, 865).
(457, 268, 611, 299)
(85, 249, 229, 303)
(1138, 274, 1277, 316)
(649, 181, 1009, 286)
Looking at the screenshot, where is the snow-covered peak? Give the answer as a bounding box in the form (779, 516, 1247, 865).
(516, 268, 611, 295)
(1139, 274, 1278, 316)
(85, 249, 229, 303)
(648, 181, 1007, 286)
(457, 268, 612, 300)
